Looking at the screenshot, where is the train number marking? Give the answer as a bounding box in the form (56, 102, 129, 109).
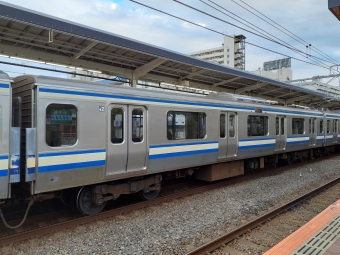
(99, 106, 105, 112)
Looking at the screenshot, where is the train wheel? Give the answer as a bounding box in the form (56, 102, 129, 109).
(77, 186, 106, 215)
(140, 183, 161, 200)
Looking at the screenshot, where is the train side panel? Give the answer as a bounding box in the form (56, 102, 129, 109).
(147, 105, 218, 173)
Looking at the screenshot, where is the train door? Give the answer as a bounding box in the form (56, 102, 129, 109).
(226, 112, 237, 158)
(218, 112, 237, 159)
(333, 119, 338, 143)
(106, 104, 147, 176)
(126, 106, 147, 171)
(218, 113, 227, 159)
(309, 118, 316, 146)
(275, 115, 286, 151)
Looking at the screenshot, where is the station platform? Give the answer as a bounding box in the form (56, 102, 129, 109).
(264, 199, 340, 255)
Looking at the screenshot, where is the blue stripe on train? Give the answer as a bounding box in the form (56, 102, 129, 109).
(0, 83, 9, 89)
(149, 148, 218, 160)
(40, 88, 323, 116)
(38, 160, 106, 173)
(0, 155, 8, 160)
(40, 88, 254, 111)
(287, 141, 309, 145)
(0, 170, 8, 177)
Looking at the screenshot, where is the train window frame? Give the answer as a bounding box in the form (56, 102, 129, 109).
(219, 113, 226, 138)
(167, 111, 207, 140)
(327, 120, 331, 133)
(229, 113, 236, 138)
(45, 103, 78, 148)
(292, 118, 305, 135)
(111, 107, 125, 144)
(131, 108, 144, 143)
(333, 119, 338, 133)
(320, 120, 324, 133)
(247, 115, 268, 137)
(276, 117, 279, 135)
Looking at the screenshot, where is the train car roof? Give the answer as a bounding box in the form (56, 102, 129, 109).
(13, 74, 326, 116)
(0, 71, 11, 83)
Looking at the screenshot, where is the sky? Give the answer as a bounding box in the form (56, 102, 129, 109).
(1, 0, 340, 84)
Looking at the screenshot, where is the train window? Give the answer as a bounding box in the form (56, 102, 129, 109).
(276, 117, 279, 135)
(333, 120, 338, 133)
(111, 108, 124, 144)
(312, 119, 315, 134)
(292, 118, 304, 135)
(309, 119, 312, 134)
(281, 117, 285, 135)
(132, 109, 143, 143)
(167, 111, 206, 140)
(229, 114, 235, 137)
(46, 104, 77, 147)
(320, 120, 324, 133)
(199, 113, 206, 139)
(220, 114, 226, 138)
(327, 120, 331, 133)
(247, 115, 268, 136)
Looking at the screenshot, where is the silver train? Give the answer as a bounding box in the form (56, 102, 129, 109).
(0, 71, 339, 215)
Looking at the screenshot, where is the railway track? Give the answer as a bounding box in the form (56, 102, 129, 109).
(0, 154, 338, 247)
(185, 175, 340, 255)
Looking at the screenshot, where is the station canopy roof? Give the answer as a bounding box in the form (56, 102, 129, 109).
(0, 1, 340, 109)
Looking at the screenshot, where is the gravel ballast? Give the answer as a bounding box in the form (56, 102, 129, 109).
(1, 156, 340, 255)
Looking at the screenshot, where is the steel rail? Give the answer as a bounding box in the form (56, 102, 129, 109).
(184, 175, 340, 255)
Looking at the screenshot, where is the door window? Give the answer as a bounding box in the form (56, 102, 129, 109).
(229, 114, 235, 137)
(333, 120, 338, 133)
(320, 120, 324, 133)
(111, 108, 124, 144)
(132, 109, 143, 143)
(220, 114, 226, 138)
(327, 120, 331, 133)
(276, 117, 279, 135)
(281, 117, 285, 135)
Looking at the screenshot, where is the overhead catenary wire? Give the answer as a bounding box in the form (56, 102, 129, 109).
(173, 0, 336, 70)
(200, 0, 333, 70)
(129, 0, 331, 71)
(203, 0, 337, 68)
(233, 0, 340, 65)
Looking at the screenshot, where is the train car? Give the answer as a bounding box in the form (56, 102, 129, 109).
(1, 73, 338, 216)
